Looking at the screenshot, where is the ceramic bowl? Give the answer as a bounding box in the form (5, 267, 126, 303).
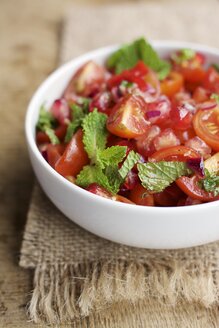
(25, 41, 219, 249)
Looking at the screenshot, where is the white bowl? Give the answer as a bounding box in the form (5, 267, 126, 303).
(25, 41, 219, 249)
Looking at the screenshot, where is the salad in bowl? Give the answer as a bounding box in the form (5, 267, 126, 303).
(26, 38, 219, 248)
(36, 38, 219, 207)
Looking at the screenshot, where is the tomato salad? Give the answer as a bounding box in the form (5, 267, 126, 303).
(36, 38, 219, 206)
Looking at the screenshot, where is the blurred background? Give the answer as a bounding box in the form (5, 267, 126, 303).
(0, 0, 219, 325)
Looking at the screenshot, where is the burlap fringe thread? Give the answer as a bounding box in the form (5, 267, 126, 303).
(29, 260, 218, 324)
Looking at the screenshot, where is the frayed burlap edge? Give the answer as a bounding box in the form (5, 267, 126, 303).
(28, 260, 219, 324)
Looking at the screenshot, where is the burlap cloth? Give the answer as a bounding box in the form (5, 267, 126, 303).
(20, 3, 219, 327)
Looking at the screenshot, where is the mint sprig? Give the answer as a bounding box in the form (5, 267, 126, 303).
(82, 109, 108, 163)
(37, 105, 59, 145)
(97, 146, 127, 169)
(137, 161, 192, 193)
(107, 37, 171, 80)
(76, 110, 128, 194)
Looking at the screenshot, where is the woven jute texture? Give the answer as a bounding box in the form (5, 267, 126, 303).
(20, 3, 219, 327)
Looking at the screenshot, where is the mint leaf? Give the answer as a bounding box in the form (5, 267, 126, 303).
(200, 169, 219, 196)
(37, 105, 59, 145)
(107, 44, 139, 73)
(82, 109, 108, 162)
(65, 104, 85, 142)
(119, 151, 141, 179)
(107, 38, 171, 80)
(105, 165, 123, 194)
(97, 146, 127, 168)
(135, 38, 171, 80)
(137, 161, 192, 192)
(76, 165, 107, 188)
(76, 164, 121, 194)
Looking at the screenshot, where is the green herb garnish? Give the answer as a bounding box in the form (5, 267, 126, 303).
(65, 104, 86, 142)
(107, 37, 171, 80)
(119, 151, 141, 179)
(200, 169, 219, 196)
(137, 161, 192, 193)
(37, 105, 59, 145)
(76, 110, 127, 194)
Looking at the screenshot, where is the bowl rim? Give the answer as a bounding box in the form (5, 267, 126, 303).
(25, 39, 219, 212)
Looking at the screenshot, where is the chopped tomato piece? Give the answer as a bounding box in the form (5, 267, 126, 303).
(63, 61, 106, 98)
(202, 67, 219, 93)
(107, 94, 150, 138)
(149, 145, 200, 162)
(55, 129, 89, 177)
(184, 197, 202, 205)
(182, 67, 205, 85)
(86, 183, 112, 199)
(47, 144, 66, 168)
(176, 175, 219, 202)
(87, 183, 135, 204)
(129, 183, 154, 206)
(113, 195, 135, 204)
(193, 108, 219, 151)
(107, 61, 149, 92)
(160, 72, 184, 98)
(154, 183, 184, 206)
(192, 87, 210, 103)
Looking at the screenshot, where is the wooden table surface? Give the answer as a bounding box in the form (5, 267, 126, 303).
(0, 0, 218, 327)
